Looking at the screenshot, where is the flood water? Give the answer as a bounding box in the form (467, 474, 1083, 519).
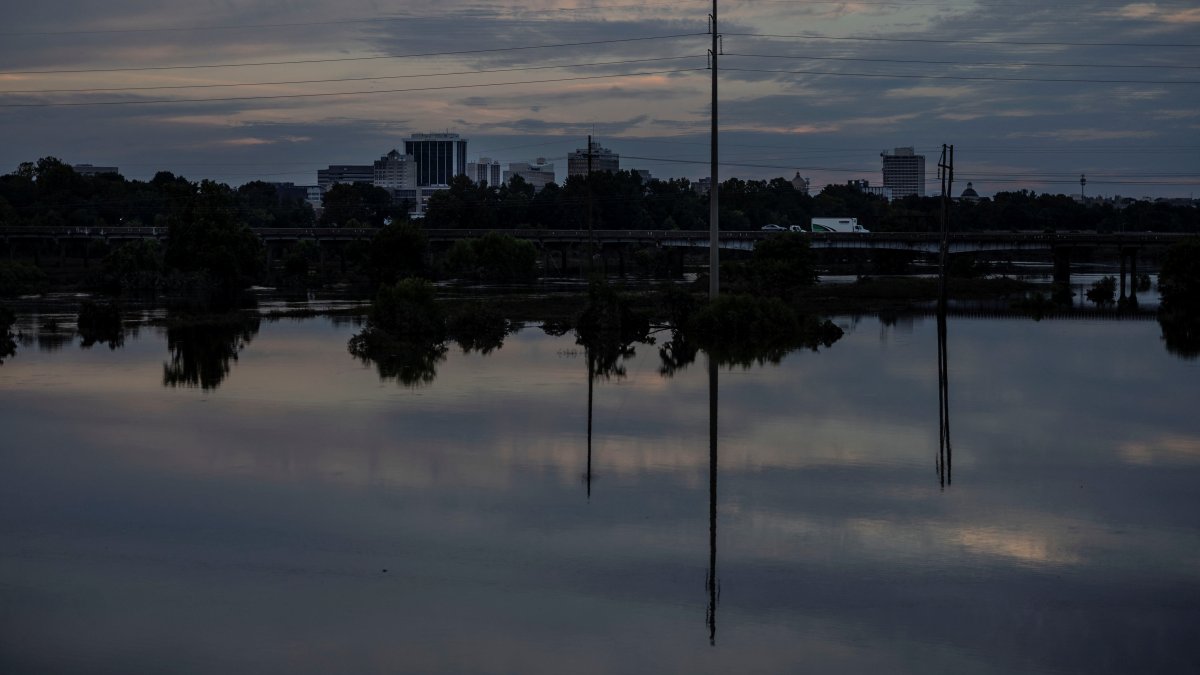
(2, 307, 1198, 674)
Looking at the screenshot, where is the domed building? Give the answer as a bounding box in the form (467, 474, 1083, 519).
(959, 181, 980, 203)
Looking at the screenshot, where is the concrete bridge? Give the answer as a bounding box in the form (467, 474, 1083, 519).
(1, 226, 1189, 284)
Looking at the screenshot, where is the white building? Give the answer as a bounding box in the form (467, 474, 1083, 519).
(504, 159, 556, 193)
(317, 165, 373, 192)
(881, 147, 926, 198)
(567, 141, 619, 177)
(466, 158, 502, 187)
(373, 150, 417, 191)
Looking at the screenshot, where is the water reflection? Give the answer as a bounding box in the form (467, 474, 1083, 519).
(1158, 310, 1200, 360)
(349, 334, 447, 387)
(937, 307, 953, 488)
(706, 355, 720, 645)
(162, 313, 261, 391)
(0, 306, 14, 364)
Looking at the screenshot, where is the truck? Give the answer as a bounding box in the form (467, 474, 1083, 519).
(810, 217, 869, 234)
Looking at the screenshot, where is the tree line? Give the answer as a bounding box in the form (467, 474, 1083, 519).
(3, 157, 1196, 234)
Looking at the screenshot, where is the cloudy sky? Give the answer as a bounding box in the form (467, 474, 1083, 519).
(1, 0, 1197, 198)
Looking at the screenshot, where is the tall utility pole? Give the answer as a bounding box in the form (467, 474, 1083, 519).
(937, 144, 954, 309)
(587, 134, 595, 272)
(709, 0, 720, 300)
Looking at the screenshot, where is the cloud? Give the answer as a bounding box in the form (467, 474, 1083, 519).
(1006, 128, 1160, 142)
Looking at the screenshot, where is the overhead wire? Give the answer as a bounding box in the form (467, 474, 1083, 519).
(0, 56, 703, 95)
(0, 32, 709, 76)
(0, 67, 709, 108)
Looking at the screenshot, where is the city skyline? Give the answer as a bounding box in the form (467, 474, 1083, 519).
(2, 1, 1198, 199)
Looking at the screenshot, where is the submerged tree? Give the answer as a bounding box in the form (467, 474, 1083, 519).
(1158, 238, 1200, 360)
(162, 313, 261, 391)
(0, 305, 16, 364)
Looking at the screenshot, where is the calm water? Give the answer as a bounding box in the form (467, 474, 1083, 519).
(2, 309, 1198, 674)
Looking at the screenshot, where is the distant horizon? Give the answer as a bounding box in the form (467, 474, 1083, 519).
(4, 2, 1196, 199)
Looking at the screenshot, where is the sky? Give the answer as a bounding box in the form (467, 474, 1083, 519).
(1, 0, 1198, 198)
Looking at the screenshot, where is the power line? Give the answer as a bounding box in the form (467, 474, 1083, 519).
(0, 56, 702, 95)
(726, 32, 1200, 49)
(0, 33, 708, 76)
(723, 52, 1200, 71)
(723, 66, 1200, 85)
(0, 68, 707, 108)
(0, 2, 695, 36)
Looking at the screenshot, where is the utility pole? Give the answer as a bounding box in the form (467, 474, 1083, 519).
(937, 144, 954, 310)
(587, 134, 595, 273)
(709, 0, 720, 300)
(1080, 173, 1087, 201)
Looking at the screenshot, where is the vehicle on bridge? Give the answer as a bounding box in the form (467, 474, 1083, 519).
(761, 224, 786, 232)
(811, 217, 870, 234)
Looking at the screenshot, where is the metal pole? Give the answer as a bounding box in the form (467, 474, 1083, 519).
(709, 0, 720, 300)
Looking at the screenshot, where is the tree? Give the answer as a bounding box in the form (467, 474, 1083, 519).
(320, 182, 395, 227)
(163, 180, 264, 291)
(367, 222, 428, 286)
(1159, 238, 1200, 312)
(444, 232, 538, 282)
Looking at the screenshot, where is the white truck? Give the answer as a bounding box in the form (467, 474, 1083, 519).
(810, 217, 869, 233)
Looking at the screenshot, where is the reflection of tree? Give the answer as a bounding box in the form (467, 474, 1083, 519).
(447, 304, 509, 355)
(0, 306, 15, 364)
(1158, 310, 1200, 360)
(162, 314, 260, 391)
(1158, 238, 1200, 361)
(348, 330, 448, 387)
(575, 282, 651, 380)
(656, 296, 844, 375)
(77, 300, 124, 350)
(348, 284, 511, 386)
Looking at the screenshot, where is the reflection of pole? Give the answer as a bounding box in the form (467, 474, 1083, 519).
(705, 355, 719, 645)
(937, 145, 954, 488)
(937, 307, 953, 488)
(587, 347, 594, 499)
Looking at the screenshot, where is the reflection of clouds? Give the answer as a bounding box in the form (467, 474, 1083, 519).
(953, 526, 1080, 566)
(1120, 435, 1200, 466)
(733, 512, 1080, 567)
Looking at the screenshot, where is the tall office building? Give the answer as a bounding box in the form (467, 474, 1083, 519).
(504, 159, 556, 193)
(567, 141, 619, 177)
(404, 133, 468, 186)
(373, 150, 417, 191)
(317, 165, 373, 192)
(466, 158, 502, 187)
(881, 147, 925, 198)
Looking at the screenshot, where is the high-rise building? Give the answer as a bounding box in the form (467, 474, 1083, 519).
(466, 157, 502, 187)
(881, 147, 925, 198)
(504, 159, 556, 193)
(317, 165, 373, 192)
(404, 133, 468, 186)
(567, 141, 619, 177)
(373, 150, 417, 191)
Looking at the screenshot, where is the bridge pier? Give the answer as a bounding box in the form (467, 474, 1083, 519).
(1052, 247, 1072, 286)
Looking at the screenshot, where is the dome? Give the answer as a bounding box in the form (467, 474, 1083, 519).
(960, 181, 980, 201)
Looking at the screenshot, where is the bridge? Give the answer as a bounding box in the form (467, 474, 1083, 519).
(1, 226, 1188, 285)
(0, 225, 1187, 251)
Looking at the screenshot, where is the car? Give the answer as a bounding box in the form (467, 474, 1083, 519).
(761, 224, 786, 231)
(788, 225, 806, 233)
